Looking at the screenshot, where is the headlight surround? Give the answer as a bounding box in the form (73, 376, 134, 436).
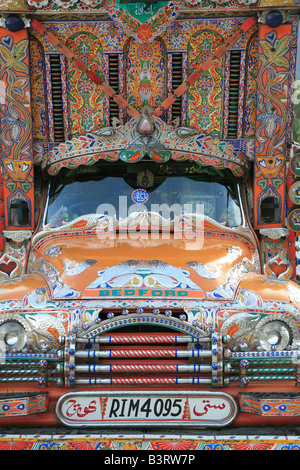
(258, 320, 291, 351)
(0, 321, 27, 352)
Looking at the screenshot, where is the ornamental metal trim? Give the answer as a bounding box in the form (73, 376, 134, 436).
(77, 313, 209, 340)
(43, 115, 249, 178)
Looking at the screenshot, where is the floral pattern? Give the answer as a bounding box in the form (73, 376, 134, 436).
(0, 435, 298, 450)
(0, 30, 35, 229)
(253, 26, 292, 229)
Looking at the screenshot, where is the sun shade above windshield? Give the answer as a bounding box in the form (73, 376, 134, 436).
(43, 114, 249, 178)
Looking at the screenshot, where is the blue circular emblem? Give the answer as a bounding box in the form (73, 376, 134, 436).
(131, 189, 149, 204)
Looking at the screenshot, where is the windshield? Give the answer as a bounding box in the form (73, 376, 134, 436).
(45, 161, 243, 228)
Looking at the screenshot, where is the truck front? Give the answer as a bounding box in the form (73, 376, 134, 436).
(0, 115, 300, 430)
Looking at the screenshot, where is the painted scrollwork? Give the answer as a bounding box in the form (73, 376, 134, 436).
(220, 311, 261, 349)
(87, 260, 200, 290)
(0, 253, 23, 280)
(0, 310, 68, 353)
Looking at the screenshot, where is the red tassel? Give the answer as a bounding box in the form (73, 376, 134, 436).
(200, 57, 215, 72)
(127, 108, 140, 118)
(160, 95, 175, 109)
(227, 31, 242, 46)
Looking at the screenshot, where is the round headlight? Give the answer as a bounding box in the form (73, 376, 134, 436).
(258, 320, 291, 351)
(0, 321, 26, 352)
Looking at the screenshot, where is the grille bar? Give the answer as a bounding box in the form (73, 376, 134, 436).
(0, 367, 56, 375)
(230, 367, 295, 374)
(230, 375, 296, 382)
(225, 350, 298, 360)
(224, 348, 300, 386)
(75, 364, 212, 373)
(76, 334, 209, 344)
(75, 376, 212, 385)
(74, 349, 213, 359)
(0, 376, 57, 383)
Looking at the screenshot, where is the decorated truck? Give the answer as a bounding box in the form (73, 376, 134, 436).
(1, 0, 300, 451)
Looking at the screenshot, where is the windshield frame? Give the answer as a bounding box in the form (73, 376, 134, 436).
(42, 160, 247, 230)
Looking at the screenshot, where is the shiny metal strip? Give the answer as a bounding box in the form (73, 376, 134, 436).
(75, 376, 213, 385)
(76, 335, 210, 344)
(74, 349, 212, 359)
(75, 363, 212, 373)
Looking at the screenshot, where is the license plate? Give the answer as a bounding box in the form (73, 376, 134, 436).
(56, 391, 237, 427)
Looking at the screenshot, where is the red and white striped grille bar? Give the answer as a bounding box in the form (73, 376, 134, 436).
(76, 333, 210, 344)
(66, 329, 223, 388)
(75, 376, 212, 385)
(75, 349, 212, 359)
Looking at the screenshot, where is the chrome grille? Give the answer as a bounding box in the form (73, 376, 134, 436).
(1, 311, 300, 388)
(224, 349, 300, 386)
(60, 312, 224, 387)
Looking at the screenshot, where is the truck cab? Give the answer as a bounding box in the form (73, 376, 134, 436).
(1, 0, 300, 448)
(1, 113, 300, 429)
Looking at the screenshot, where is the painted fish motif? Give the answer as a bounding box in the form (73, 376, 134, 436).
(87, 260, 200, 290)
(63, 259, 98, 276)
(25, 312, 67, 348)
(186, 261, 222, 279)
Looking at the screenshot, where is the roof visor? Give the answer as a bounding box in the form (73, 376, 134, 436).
(43, 114, 249, 177)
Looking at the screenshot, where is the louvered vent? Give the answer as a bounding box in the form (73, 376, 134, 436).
(227, 50, 241, 139)
(109, 54, 119, 124)
(172, 53, 183, 122)
(49, 54, 65, 142)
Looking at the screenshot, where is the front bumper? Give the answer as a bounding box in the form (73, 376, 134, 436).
(0, 425, 300, 450)
(2, 310, 300, 429)
(2, 385, 300, 430)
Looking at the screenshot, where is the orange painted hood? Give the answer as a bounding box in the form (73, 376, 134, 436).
(31, 223, 259, 301)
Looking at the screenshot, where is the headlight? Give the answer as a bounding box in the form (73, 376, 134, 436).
(258, 320, 291, 351)
(0, 321, 26, 352)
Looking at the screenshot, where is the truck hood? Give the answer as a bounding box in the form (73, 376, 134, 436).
(30, 220, 259, 302)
